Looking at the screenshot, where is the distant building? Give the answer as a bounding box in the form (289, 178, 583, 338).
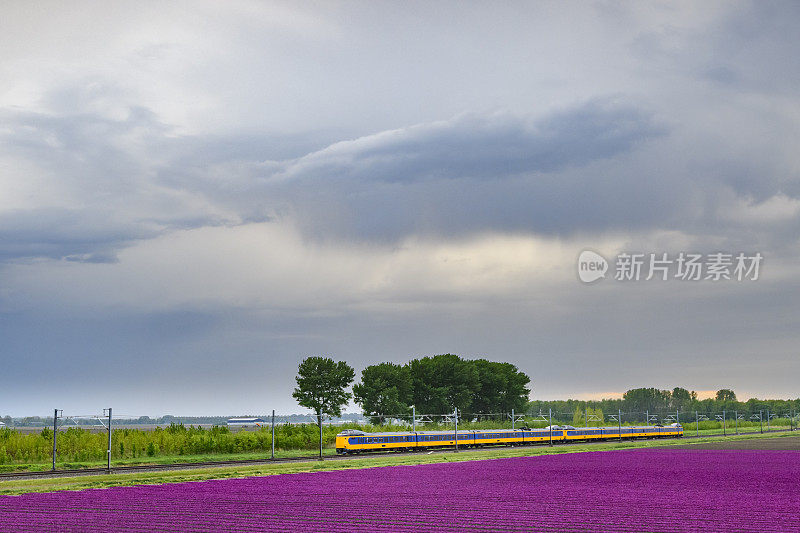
(226, 417, 265, 428)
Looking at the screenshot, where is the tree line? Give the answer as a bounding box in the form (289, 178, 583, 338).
(293, 354, 530, 424)
(529, 387, 800, 423)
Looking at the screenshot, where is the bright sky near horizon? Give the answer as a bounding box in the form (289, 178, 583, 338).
(1, 1, 799, 417)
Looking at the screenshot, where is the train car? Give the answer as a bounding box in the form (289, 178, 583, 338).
(472, 429, 521, 447)
(520, 428, 560, 443)
(416, 430, 476, 450)
(563, 424, 683, 441)
(336, 423, 682, 454)
(336, 430, 419, 453)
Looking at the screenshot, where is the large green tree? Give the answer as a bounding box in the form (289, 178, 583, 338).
(292, 356, 355, 459)
(353, 362, 413, 424)
(470, 359, 531, 417)
(716, 389, 737, 403)
(622, 388, 671, 420)
(409, 354, 479, 415)
(670, 387, 695, 412)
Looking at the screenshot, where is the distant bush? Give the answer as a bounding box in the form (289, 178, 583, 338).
(0, 423, 366, 465)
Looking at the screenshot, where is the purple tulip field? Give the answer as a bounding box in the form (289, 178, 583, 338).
(2, 449, 799, 532)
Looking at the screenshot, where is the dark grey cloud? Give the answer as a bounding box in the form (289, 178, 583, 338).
(0, 86, 354, 264)
(266, 101, 799, 246)
(3, 92, 799, 261)
(0, 208, 150, 263)
(0, 98, 667, 260)
(704, 2, 800, 95)
(261, 101, 671, 241)
(282, 103, 662, 184)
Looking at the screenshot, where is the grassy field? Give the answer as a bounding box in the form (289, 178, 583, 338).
(1, 430, 796, 496)
(3, 448, 339, 473)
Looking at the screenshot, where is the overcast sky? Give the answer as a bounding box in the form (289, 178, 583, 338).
(2, 1, 799, 417)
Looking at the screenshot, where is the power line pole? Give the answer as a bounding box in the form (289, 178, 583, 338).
(51, 409, 61, 471)
(318, 412, 323, 461)
(104, 408, 112, 472)
(722, 409, 726, 437)
(735, 410, 739, 435)
(696, 410, 699, 437)
(759, 410, 763, 434)
(618, 409, 622, 441)
(548, 408, 553, 447)
(271, 409, 275, 460)
(511, 408, 515, 431)
(412, 406, 416, 432)
(767, 409, 771, 432)
(453, 408, 459, 453)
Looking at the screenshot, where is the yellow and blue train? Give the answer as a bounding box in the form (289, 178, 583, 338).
(335, 424, 683, 454)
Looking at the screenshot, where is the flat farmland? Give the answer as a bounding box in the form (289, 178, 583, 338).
(675, 435, 800, 450)
(2, 448, 799, 532)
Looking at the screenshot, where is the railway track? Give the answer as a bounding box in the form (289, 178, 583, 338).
(1, 428, 792, 481)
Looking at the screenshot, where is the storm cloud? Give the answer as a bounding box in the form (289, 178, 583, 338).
(1, 2, 799, 415)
